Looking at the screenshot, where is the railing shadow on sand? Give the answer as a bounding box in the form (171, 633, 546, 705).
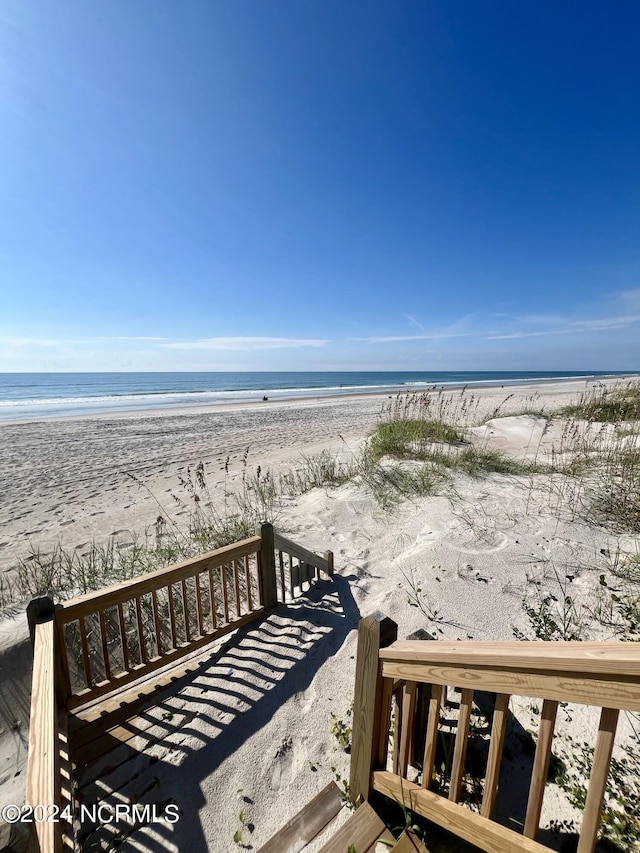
(73, 573, 360, 852)
(19, 525, 357, 853)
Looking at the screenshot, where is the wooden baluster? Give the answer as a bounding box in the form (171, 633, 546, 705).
(207, 568, 217, 630)
(245, 554, 253, 610)
(291, 554, 300, 593)
(376, 676, 395, 769)
(422, 684, 443, 790)
(398, 681, 417, 777)
(117, 602, 129, 671)
(392, 683, 404, 776)
(481, 693, 510, 818)
(221, 564, 230, 624)
(135, 597, 146, 663)
(98, 609, 111, 681)
(233, 559, 242, 618)
(278, 550, 285, 601)
(78, 616, 92, 688)
(449, 688, 474, 802)
(524, 699, 558, 837)
(57, 620, 72, 698)
(195, 574, 205, 636)
(152, 590, 163, 656)
(181, 579, 191, 641)
(577, 707, 619, 853)
(168, 585, 177, 649)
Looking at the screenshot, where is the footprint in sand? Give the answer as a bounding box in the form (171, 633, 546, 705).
(299, 688, 315, 715)
(270, 737, 296, 791)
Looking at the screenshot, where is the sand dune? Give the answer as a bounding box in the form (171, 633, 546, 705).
(1, 377, 638, 851)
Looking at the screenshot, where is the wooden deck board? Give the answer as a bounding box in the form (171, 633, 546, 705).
(316, 802, 389, 853)
(256, 782, 343, 853)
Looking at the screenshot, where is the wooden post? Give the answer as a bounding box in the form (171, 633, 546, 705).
(350, 613, 398, 807)
(324, 550, 334, 577)
(258, 522, 278, 610)
(26, 595, 55, 649)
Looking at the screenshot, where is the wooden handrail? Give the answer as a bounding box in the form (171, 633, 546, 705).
(26, 618, 62, 853)
(352, 616, 640, 853)
(380, 639, 640, 676)
(57, 536, 261, 623)
(380, 640, 640, 711)
(273, 531, 333, 574)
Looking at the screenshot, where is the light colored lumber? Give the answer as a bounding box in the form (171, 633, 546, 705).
(481, 693, 510, 818)
(577, 706, 619, 853)
(258, 521, 278, 609)
(181, 579, 191, 642)
(392, 686, 402, 775)
(398, 681, 417, 778)
(168, 584, 177, 648)
(221, 564, 230, 623)
(78, 616, 92, 688)
(278, 550, 286, 601)
(449, 687, 473, 802)
(316, 802, 388, 853)
(376, 674, 394, 768)
(373, 771, 551, 853)
(233, 559, 242, 618)
(57, 694, 74, 850)
(324, 549, 334, 576)
(57, 536, 261, 621)
(116, 601, 129, 672)
(98, 609, 111, 681)
(381, 640, 640, 678)
(273, 531, 331, 574)
(245, 554, 253, 610)
(366, 827, 396, 852)
(56, 619, 72, 698)
(350, 614, 398, 806)
(381, 660, 640, 711)
(67, 606, 264, 709)
(195, 574, 205, 636)
(135, 595, 146, 663)
(208, 568, 217, 631)
(524, 699, 558, 838)
(71, 641, 217, 731)
(256, 782, 343, 853)
(26, 620, 62, 853)
(422, 684, 443, 790)
(152, 590, 163, 655)
(392, 828, 431, 852)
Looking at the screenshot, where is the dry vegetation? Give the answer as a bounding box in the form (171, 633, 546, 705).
(3, 381, 640, 850)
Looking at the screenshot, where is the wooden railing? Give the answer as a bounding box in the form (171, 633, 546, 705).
(55, 535, 265, 709)
(350, 615, 640, 853)
(274, 531, 334, 601)
(23, 524, 332, 852)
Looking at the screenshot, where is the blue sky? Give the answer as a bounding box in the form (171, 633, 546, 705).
(1, 0, 639, 372)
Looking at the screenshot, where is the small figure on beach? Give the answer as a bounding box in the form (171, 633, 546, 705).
(262, 395, 269, 401)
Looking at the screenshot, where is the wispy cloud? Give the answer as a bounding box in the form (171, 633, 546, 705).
(487, 330, 571, 340)
(98, 336, 169, 341)
(160, 337, 329, 351)
(486, 313, 640, 340)
(0, 335, 169, 345)
(352, 332, 472, 343)
(404, 314, 426, 333)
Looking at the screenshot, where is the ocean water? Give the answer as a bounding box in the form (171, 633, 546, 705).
(0, 371, 625, 422)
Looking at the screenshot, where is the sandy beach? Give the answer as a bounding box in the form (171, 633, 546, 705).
(1, 377, 639, 852)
